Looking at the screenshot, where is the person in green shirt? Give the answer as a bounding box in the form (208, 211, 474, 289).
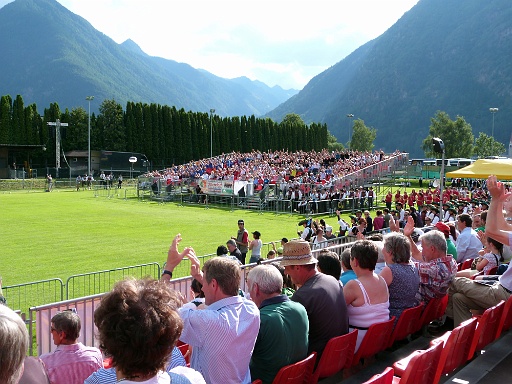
(435, 222, 458, 260)
(247, 265, 308, 384)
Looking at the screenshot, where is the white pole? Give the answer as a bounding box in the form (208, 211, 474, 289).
(86, 96, 94, 176)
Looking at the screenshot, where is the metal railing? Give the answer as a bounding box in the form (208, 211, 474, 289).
(65, 262, 162, 299)
(27, 240, 358, 356)
(3, 278, 65, 317)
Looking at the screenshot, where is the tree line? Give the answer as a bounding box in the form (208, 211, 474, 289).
(0, 95, 329, 169)
(422, 111, 506, 159)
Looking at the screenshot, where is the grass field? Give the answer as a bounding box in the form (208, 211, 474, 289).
(1, 188, 345, 288)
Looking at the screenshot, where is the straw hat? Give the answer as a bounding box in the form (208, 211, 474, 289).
(280, 239, 317, 266)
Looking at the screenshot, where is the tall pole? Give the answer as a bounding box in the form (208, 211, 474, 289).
(86, 96, 94, 176)
(210, 109, 215, 158)
(489, 107, 498, 138)
(346, 114, 354, 149)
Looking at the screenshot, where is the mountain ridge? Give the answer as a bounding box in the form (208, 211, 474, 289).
(267, 0, 512, 156)
(0, 0, 297, 116)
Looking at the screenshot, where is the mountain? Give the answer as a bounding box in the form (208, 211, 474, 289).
(0, 0, 298, 116)
(267, 0, 512, 157)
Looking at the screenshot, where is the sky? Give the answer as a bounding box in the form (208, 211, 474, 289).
(2, 0, 420, 90)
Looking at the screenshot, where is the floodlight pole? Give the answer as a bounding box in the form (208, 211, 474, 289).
(490, 107, 498, 138)
(86, 96, 94, 176)
(432, 137, 445, 208)
(210, 109, 215, 158)
(346, 114, 354, 148)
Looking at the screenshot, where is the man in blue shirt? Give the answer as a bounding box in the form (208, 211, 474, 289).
(162, 234, 260, 384)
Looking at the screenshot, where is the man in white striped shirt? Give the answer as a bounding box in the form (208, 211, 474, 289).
(162, 234, 260, 384)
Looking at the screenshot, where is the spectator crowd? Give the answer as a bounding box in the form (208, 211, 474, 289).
(2, 175, 512, 384)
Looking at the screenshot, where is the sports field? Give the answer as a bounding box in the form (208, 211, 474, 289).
(1, 189, 336, 287)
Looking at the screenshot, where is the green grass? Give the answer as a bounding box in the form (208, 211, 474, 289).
(0, 188, 337, 287)
(1, 180, 425, 297)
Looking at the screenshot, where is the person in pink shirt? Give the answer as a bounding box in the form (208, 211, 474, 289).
(40, 310, 102, 384)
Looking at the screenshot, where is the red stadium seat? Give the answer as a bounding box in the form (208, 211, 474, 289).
(392, 342, 443, 384)
(177, 343, 191, 367)
(351, 317, 395, 367)
(271, 352, 316, 384)
(362, 366, 394, 384)
(103, 357, 113, 369)
(418, 296, 442, 328)
(458, 258, 474, 271)
(434, 294, 449, 320)
(311, 330, 357, 383)
(430, 317, 478, 383)
(497, 294, 512, 334)
(388, 304, 423, 348)
(469, 300, 506, 358)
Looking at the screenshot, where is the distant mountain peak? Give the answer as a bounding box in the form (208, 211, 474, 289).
(121, 39, 147, 56)
(0, 0, 295, 117)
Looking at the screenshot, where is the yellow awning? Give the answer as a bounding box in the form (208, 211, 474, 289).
(445, 158, 512, 180)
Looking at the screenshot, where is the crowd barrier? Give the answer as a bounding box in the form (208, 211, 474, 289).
(92, 184, 138, 199)
(65, 262, 162, 300)
(27, 240, 353, 356)
(3, 279, 64, 319)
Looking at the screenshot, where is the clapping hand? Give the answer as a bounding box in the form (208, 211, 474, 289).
(403, 216, 415, 237)
(166, 234, 196, 271)
(487, 175, 512, 201)
(187, 252, 204, 284)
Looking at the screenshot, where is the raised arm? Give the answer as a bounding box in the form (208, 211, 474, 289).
(486, 175, 512, 245)
(161, 234, 196, 282)
(403, 216, 422, 261)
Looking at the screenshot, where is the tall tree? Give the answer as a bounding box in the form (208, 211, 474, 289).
(350, 119, 377, 152)
(99, 99, 125, 151)
(0, 95, 12, 144)
(65, 107, 87, 150)
(11, 95, 25, 144)
(422, 111, 474, 158)
(473, 132, 506, 158)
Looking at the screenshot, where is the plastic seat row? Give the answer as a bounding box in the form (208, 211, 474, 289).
(363, 295, 512, 384)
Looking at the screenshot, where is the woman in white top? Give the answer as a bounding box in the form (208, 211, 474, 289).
(344, 240, 390, 352)
(312, 227, 328, 249)
(457, 236, 503, 277)
(249, 231, 262, 263)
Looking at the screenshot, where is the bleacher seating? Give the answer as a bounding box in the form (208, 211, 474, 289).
(311, 330, 357, 383)
(392, 342, 443, 384)
(497, 294, 512, 333)
(362, 366, 394, 384)
(430, 317, 478, 383)
(469, 300, 506, 358)
(351, 317, 395, 368)
(387, 304, 424, 348)
(271, 352, 316, 384)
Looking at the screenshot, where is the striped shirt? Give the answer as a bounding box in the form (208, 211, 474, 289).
(40, 342, 103, 384)
(179, 296, 260, 384)
(84, 347, 187, 384)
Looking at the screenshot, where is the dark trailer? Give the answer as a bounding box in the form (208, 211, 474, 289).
(100, 151, 149, 176)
